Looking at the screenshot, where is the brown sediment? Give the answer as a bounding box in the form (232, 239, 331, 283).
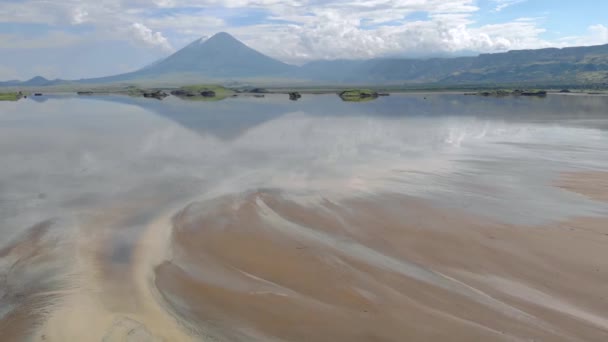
(155, 190, 608, 341)
(3, 171, 607, 341)
(557, 171, 608, 202)
(0, 220, 70, 341)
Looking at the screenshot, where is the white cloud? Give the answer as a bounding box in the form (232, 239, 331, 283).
(492, 0, 527, 12)
(129, 22, 174, 51)
(71, 8, 89, 24)
(557, 24, 608, 47)
(587, 24, 608, 45)
(144, 14, 225, 36)
(0, 0, 546, 60)
(222, 8, 550, 63)
(1, 0, 607, 79)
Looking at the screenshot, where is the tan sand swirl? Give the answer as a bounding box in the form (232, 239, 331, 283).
(153, 188, 608, 341)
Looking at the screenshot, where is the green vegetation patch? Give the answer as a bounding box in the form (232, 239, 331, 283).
(125, 86, 146, 97)
(473, 89, 547, 97)
(338, 89, 379, 102)
(182, 85, 233, 96)
(73, 86, 168, 99)
(172, 84, 234, 101)
(0, 92, 23, 101)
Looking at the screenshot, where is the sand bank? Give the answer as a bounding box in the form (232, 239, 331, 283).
(155, 182, 608, 341)
(2, 172, 607, 341)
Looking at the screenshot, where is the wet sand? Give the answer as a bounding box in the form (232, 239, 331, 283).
(558, 171, 608, 202)
(154, 182, 608, 342)
(2, 169, 608, 341)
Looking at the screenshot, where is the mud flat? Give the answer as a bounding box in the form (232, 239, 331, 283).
(152, 186, 608, 341)
(558, 171, 608, 202)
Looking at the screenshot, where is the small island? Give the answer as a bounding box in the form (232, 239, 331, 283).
(289, 92, 301, 101)
(338, 89, 379, 102)
(0, 92, 25, 101)
(75, 86, 169, 99)
(170, 85, 234, 101)
(465, 89, 548, 97)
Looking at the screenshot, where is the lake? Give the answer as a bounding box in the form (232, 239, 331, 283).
(1, 93, 608, 341)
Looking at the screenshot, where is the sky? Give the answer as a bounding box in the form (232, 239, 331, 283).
(1, 0, 607, 80)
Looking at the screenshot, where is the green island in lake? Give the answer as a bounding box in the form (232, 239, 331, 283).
(0, 92, 24, 101)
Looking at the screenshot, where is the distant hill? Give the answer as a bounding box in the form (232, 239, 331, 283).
(297, 44, 608, 85)
(0, 79, 21, 87)
(441, 44, 608, 84)
(2, 33, 608, 87)
(296, 57, 477, 83)
(0, 76, 67, 87)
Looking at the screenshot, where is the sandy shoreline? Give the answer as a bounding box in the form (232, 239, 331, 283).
(558, 171, 608, 202)
(1, 171, 608, 341)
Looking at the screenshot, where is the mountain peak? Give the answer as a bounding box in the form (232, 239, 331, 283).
(27, 76, 48, 82)
(206, 32, 239, 43)
(188, 32, 237, 47)
(127, 31, 294, 79)
(211, 32, 234, 39)
(20, 76, 52, 86)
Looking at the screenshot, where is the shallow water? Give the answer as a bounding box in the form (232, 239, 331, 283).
(2, 94, 607, 230)
(1, 93, 608, 341)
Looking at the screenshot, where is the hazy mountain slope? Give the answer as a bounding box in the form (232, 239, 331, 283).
(0, 76, 68, 88)
(23, 76, 50, 86)
(297, 45, 608, 84)
(297, 58, 475, 83)
(295, 60, 367, 82)
(354, 57, 475, 83)
(0, 80, 22, 87)
(440, 44, 608, 84)
(2, 32, 608, 87)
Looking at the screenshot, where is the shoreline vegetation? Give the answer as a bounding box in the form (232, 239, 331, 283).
(339, 89, 378, 102)
(2, 84, 608, 103)
(0, 92, 25, 101)
(170, 84, 234, 101)
(464, 89, 548, 97)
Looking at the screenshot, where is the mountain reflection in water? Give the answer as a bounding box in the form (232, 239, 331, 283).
(1, 94, 608, 341)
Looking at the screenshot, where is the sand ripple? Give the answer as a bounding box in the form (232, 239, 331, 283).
(2, 173, 608, 341)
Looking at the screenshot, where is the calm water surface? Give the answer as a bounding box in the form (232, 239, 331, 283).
(1, 93, 608, 341)
(2, 94, 607, 234)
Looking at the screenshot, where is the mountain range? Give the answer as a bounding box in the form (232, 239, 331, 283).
(2, 32, 608, 87)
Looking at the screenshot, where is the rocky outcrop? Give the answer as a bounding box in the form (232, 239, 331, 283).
(170, 89, 196, 97)
(470, 89, 547, 97)
(478, 90, 511, 97)
(250, 88, 269, 94)
(169, 85, 232, 100)
(520, 90, 547, 97)
(143, 90, 169, 99)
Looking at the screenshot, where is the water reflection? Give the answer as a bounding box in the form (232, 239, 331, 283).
(2, 94, 608, 341)
(1, 94, 607, 235)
